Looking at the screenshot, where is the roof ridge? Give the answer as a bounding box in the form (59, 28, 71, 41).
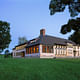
(45, 35, 68, 41)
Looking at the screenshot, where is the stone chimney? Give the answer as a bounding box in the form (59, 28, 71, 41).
(40, 29, 45, 36)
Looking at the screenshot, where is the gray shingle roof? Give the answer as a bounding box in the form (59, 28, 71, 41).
(26, 35, 76, 47)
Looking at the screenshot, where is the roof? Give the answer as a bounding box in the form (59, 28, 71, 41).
(13, 42, 28, 50)
(26, 35, 76, 47)
(15, 42, 28, 47)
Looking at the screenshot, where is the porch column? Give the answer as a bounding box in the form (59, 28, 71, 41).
(13, 50, 16, 57)
(53, 46, 56, 57)
(39, 44, 42, 54)
(24, 48, 26, 57)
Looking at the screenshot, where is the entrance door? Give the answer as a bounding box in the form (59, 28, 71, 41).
(21, 52, 25, 57)
(73, 50, 76, 57)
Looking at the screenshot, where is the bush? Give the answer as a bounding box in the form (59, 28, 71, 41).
(4, 50, 12, 58)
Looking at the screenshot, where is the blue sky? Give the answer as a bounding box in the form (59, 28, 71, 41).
(0, 0, 72, 52)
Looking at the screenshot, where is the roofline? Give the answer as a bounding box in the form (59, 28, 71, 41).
(15, 42, 28, 47)
(12, 48, 16, 50)
(26, 43, 40, 48)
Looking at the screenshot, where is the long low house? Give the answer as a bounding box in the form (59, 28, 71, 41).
(13, 29, 80, 58)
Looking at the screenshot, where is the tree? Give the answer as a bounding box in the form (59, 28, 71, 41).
(61, 18, 80, 44)
(49, 0, 80, 44)
(18, 37, 28, 45)
(0, 21, 11, 53)
(4, 49, 10, 58)
(49, 0, 80, 17)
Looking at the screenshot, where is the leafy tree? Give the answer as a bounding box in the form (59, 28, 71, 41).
(5, 50, 9, 54)
(4, 49, 11, 58)
(49, 0, 80, 17)
(0, 21, 11, 53)
(18, 37, 28, 45)
(61, 18, 80, 44)
(49, 0, 80, 44)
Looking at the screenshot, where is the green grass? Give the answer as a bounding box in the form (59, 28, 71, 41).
(0, 58, 80, 80)
(0, 54, 4, 58)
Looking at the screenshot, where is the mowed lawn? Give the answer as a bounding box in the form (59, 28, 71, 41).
(0, 58, 80, 80)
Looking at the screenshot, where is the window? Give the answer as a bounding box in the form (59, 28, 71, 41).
(58, 48, 60, 54)
(26, 45, 39, 54)
(55, 48, 57, 54)
(68, 49, 72, 54)
(28, 47, 30, 54)
(26, 48, 28, 54)
(34, 46, 35, 53)
(32, 47, 34, 53)
(16, 52, 22, 56)
(55, 45, 57, 54)
(47, 46, 49, 53)
(31, 47, 32, 53)
(49, 46, 53, 53)
(35, 45, 39, 53)
(42, 45, 53, 53)
(42, 45, 46, 53)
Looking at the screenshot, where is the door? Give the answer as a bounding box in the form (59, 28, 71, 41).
(21, 52, 25, 57)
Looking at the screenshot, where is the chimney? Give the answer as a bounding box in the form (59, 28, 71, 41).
(40, 29, 45, 36)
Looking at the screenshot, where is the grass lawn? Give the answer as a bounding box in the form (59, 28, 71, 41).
(0, 58, 80, 80)
(0, 54, 4, 58)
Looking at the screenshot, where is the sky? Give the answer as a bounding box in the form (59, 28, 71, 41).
(0, 0, 72, 52)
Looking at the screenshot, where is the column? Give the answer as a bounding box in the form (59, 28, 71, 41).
(53, 45, 56, 57)
(39, 44, 42, 54)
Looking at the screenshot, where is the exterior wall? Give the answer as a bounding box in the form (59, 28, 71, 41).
(66, 46, 73, 57)
(39, 44, 80, 58)
(54, 45, 67, 58)
(40, 44, 55, 58)
(13, 43, 27, 58)
(25, 53, 40, 58)
(13, 44, 80, 58)
(13, 48, 26, 58)
(25, 44, 40, 58)
(40, 44, 67, 58)
(78, 47, 80, 56)
(54, 45, 80, 58)
(16, 44, 27, 50)
(40, 53, 55, 58)
(74, 46, 80, 57)
(25, 45, 40, 58)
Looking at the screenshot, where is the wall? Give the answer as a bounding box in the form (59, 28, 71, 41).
(13, 48, 26, 58)
(12, 44, 80, 58)
(39, 44, 80, 58)
(25, 53, 40, 58)
(40, 45, 55, 58)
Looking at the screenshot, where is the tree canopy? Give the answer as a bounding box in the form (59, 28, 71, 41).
(61, 18, 80, 44)
(18, 37, 28, 45)
(5, 50, 10, 55)
(49, 0, 80, 17)
(0, 21, 11, 53)
(49, 0, 80, 44)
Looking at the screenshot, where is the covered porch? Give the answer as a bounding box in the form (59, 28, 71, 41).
(13, 49, 26, 58)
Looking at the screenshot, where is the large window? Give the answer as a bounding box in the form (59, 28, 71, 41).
(35, 45, 39, 53)
(26, 48, 28, 54)
(42, 45, 53, 53)
(42, 45, 46, 53)
(26, 45, 39, 54)
(16, 52, 25, 57)
(55, 45, 66, 55)
(68, 49, 72, 54)
(33, 46, 35, 53)
(49, 46, 53, 53)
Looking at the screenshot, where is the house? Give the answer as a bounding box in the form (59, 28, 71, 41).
(13, 29, 80, 58)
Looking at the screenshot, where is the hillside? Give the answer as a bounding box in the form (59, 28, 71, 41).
(0, 58, 80, 80)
